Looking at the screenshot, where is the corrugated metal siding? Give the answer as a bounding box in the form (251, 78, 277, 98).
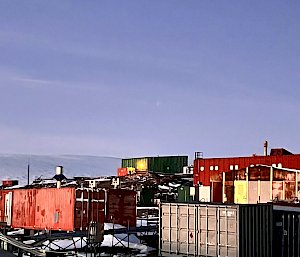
(122, 158, 148, 171)
(5, 188, 105, 231)
(273, 210, 300, 257)
(149, 156, 188, 174)
(122, 156, 188, 174)
(160, 202, 300, 257)
(106, 189, 136, 227)
(0, 190, 13, 225)
(12, 189, 36, 229)
(239, 204, 273, 257)
(160, 203, 239, 257)
(74, 188, 105, 231)
(34, 188, 75, 231)
(194, 154, 300, 186)
(0, 190, 5, 222)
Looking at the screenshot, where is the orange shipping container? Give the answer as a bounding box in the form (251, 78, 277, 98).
(118, 168, 128, 177)
(8, 188, 105, 231)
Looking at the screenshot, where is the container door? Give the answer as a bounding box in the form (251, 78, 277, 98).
(211, 182, 223, 203)
(4, 192, 12, 226)
(273, 211, 300, 257)
(198, 205, 238, 257)
(234, 181, 248, 204)
(75, 189, 90, 231)
(160, 203, 238, 257)
(160, 203, 198, 255)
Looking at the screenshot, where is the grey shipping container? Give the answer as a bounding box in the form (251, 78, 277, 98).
(160, 202, 300, 257)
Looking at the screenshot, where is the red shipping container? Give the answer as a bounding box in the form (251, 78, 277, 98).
(74, 188, 105, 231)
(106, 189, 136, 228)
(0, 190, 13, 225)
(7, 188, 105, 231)
(0, 190, 5, 222)
(12, 189, 36, 229)
(2, 180, 18, 187)
(118, 168, 128, 177)
(34, 188, 75, 230)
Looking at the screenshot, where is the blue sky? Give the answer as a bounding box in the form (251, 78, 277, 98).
(0, 1, 299, 160)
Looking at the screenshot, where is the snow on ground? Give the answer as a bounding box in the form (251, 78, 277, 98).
(7, 229, 24, 235)
(41, 223, 155, 254)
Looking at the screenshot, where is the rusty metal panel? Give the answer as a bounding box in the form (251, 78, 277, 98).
(89, 190, 105, 226)
(211, 181, 222, 203)
(106, 189, 136, 227)
(34, 188, 75, 231)
(0, 190, 5, 222)
(11, 189, 36, 229)
(0, 190, 13, 224)
(194, 154, 300, 187)
(74, 188, 105, 231)
(273, 181, 284, 200)
(285, 181, 296, 201)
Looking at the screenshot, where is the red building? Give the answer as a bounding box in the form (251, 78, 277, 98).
(194, 146, 300, 202)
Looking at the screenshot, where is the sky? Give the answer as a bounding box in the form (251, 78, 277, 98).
(0, 1, 299, 160)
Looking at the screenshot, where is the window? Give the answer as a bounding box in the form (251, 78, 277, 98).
(200, 166, 204, 171)
(215, 166, 219, 171)
(210, 166, 214, 171)
(230, 165, 234, 170)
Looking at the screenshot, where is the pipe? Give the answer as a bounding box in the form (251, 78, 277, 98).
(264, 140, 268, 156)
(56, 166, 63, 188)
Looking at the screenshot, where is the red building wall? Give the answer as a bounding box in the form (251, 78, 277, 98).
(194, 154, 300, 186)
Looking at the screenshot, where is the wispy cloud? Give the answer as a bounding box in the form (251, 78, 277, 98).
(12, 77, 56, 85)
(10, 76, 60, 90)
(10, 73, 115, 93)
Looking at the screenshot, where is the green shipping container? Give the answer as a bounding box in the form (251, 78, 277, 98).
(139, 188, 155, 207)
(177, 186, 194, 203)
(122, 156, 188, 174)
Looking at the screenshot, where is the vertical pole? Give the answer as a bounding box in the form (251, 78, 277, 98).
(295, 170, 298, 200)
(283, 181, 286, 200)
(270, 167, 273, 201)
(128, 220, 130, 248)
(211, 181, 214, 203)
(27, 163, 30, 186)
(222, 172, 225, 203)
(112, 220, 114, 248)
(246, 167, 249, 204)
